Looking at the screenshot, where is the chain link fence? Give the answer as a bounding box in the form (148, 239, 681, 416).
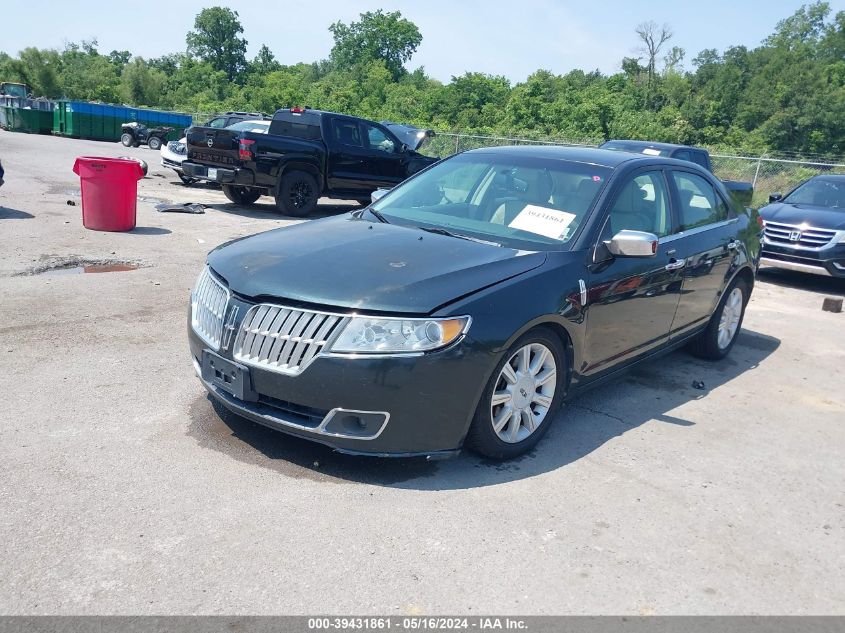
(428, 132, 845, 208)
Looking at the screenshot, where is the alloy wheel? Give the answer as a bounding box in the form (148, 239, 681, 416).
(290, 181, 312, 208)
(717, 287, 743, 349)
(490, 343, 557, 443)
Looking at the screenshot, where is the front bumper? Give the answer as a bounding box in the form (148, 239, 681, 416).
(182, 161, 255, 186)
(188, 308, 495, 457)
(760, 240, 845, 278)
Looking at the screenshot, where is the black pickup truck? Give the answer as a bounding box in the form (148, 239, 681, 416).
(182, 108, 438, 216)
(600, 140, 754, 208)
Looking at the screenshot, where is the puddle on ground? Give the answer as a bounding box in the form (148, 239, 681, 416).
(17, 258, 146, 277)
(41, 263, 140, 276)
(186, 393, 439, 486)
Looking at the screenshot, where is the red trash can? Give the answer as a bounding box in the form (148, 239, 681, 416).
(72, 157, 145, 232)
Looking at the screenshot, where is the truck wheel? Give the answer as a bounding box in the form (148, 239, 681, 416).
(120, 133, 134, 147)
(276, 171, 319, 217)
(147, 136, 163, 151)
(222, 185, 262, 206)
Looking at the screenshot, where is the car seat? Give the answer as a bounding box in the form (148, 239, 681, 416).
(490, 170, 554, 226)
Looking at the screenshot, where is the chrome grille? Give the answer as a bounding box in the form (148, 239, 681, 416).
(191, 267, 229, 349)
(764, 221, 837, 249)
(233, 305, 346, 375)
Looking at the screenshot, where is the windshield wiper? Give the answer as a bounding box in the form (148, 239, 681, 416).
(354, 207, 389, 223)
(417, 226, 501, 246)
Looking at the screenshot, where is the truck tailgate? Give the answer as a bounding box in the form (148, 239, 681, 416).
(186, 127, 240, 167)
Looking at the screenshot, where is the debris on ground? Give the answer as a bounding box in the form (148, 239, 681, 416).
(692, 380, 706, 390)
(66, 200, 76, 206)
(822, 297, 843, 313)
(154, 202, 205, 214)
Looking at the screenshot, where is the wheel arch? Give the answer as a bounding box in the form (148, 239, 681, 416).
(725, 264, 755, 300)
(498, 316, 577, 392)
(277, 161, 323, 193)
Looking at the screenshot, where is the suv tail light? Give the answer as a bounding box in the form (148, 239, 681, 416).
(238, 139, 256, 161)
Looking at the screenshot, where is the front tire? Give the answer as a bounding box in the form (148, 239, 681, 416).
(147, 136, 162, 151)
(222, 184, 262, 205)
(688, 277, 749, 360)
(465, 327, 566, 459)
(275, 171, 319, 217)
(120, 133, 134, 147)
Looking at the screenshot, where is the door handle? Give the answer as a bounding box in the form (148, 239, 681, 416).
(665, 258, 686, 271)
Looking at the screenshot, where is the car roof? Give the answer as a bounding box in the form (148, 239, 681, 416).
(602, 139, 707, 153)
(463, 144, 666, 168)
(807, 174, 845, 181)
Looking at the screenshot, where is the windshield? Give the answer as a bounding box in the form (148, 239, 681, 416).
(784, 177, 845, 208)
(226, 120, 270, 134)
(371, 153, 611, 250)
(1, 83, 27, 98)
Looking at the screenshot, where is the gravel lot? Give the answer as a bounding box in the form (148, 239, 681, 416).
(0, 130, 843, 615)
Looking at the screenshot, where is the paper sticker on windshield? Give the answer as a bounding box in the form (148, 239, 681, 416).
(508, 205, 576, 241)
(642, 148, 661, 156)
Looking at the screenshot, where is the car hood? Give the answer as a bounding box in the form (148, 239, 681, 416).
(760, 202, 845, 230)
(207, 215, 547, 314)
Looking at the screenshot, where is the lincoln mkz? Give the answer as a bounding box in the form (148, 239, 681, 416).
(188, 146, 760, 459)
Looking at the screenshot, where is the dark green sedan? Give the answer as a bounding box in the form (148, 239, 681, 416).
(189, 146, 760, 459)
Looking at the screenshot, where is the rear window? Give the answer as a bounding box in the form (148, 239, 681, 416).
(269, 111, 322, 140)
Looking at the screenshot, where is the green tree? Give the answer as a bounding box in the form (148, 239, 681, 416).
(329, 10, 422, 80)
(250, 45, 280, 75)
(60, 42, 120, 102)
(119, 58, 167, 106)
(186, 7, 248, 82)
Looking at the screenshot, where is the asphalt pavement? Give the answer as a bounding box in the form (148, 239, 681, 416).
(0, 130, 843, 615)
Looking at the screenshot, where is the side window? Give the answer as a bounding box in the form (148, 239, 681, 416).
(688, 151, 709, 169)
(673, 150, 692, 163)
(605, 171, 671, 238)
(363, 124, 396, 153)
(207, 117, 226, 128)
(331, 119, 363, 148)
(672, 171, 729, 230)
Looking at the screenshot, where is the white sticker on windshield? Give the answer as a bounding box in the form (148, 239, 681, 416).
(642, 148, 661, 156)
(507, 205, 576, 241)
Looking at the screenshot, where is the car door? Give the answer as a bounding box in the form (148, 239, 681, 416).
(359, 121, 406, 187)
(324, 116, 372, 196)
(664, 169, 738, 339)
(583, 168, 686, 375)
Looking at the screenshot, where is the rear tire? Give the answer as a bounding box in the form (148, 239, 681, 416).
(465, 327, 566, 460)
(222, 184, 262, 206)
(688, 277, 749, 360)
(275, 171, 319, 217)
(147, 136, 162, 151)
(120, 133, 133, 147)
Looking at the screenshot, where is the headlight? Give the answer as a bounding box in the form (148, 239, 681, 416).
(329, 316, 470, 354)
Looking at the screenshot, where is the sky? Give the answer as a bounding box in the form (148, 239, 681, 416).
(1, 0, 843, 83)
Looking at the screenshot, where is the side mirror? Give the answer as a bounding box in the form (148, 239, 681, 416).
(606, 230, 658, 257)
(371, 188, 391, 203)
(769, 193, 783, 203)
(400, 143, 408, 153)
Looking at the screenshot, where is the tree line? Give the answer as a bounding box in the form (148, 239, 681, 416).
(1, 3, 843, 157)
